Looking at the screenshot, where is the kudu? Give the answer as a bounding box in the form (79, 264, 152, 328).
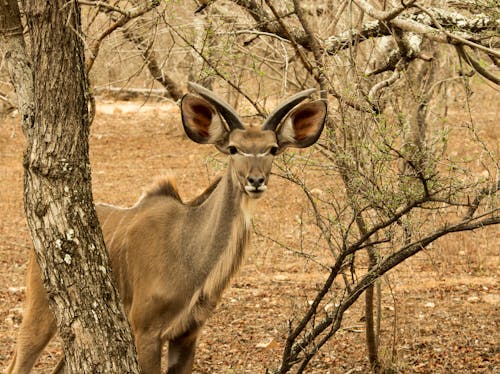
(7, 82, 327, 374)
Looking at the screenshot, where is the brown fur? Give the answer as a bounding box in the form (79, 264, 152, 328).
(143, 175, 182, 201)
(187, 177, 222, 206)
(141, 175, 222, 207)
(7, 88, 327, 374)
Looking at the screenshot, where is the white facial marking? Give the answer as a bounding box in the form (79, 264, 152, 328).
(245, 185, 267, 193)
(240, 151, 269, 158)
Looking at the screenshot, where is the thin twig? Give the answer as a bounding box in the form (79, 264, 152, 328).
(160, 13, 266, 117)
(86, 1, 160, 72)
(231, 29, 291, 43)
(350, 0, 416, 22)
(79, 0, 131, 16)
(263, 0, 315, 76)
(284, 214, 500, 369)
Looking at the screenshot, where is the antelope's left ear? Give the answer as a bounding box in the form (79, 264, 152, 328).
(276, 100, 327, 150)
(181, 93, 229, 146)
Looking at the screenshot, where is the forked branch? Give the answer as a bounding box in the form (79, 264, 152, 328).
(83, 0, 160, 72)
(277, 211, 500, 373)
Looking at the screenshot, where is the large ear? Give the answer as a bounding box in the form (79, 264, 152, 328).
(181, 94, 229, 146)
(276, 100, 327, 150)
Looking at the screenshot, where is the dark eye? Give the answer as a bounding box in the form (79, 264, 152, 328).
(270, 146, 279, 156)
(228, 146, 238, 155)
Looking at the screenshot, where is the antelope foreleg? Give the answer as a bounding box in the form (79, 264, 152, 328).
(7, 256, 57, 374)
(166, 328, 200, 374)
(133, 328, 163, 374)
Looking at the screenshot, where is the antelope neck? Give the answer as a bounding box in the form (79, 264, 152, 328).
(185, 165, 252, 294)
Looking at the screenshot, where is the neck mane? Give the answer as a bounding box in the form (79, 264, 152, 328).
(189, 164, 255, 300)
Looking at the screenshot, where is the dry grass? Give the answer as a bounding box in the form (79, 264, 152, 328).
(0, 82, 498, 373)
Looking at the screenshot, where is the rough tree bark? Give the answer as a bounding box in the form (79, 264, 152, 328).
(0, 0, 33, 134)
(1, 0, 141, 372)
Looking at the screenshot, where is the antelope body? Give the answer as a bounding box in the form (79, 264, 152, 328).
(7, 83, 327, 374)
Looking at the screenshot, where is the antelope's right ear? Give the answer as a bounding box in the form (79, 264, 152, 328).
(276, 100, 327, 150)
(181, 94, 229, 145)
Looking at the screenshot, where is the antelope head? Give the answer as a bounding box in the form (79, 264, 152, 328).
(181, 82, 327, 199)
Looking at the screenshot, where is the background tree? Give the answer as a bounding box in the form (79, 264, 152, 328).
(0, 0, 140, 372)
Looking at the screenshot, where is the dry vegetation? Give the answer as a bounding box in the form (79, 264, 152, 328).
(1, 0, 499, 372)
(1, 78, 498, 372)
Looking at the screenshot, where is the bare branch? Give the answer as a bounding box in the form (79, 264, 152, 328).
(281, 213, 500, 371)
(456, 45, 500, 85)
(412, 3, 500, 58)
(230, 0, 312, 48)
(366, 49, 402, 76)
(324, 8, 499, 56)
(79, 0, 132, 17)
(464, 179, 500, 220)
(368, 59, 405, 107)
(232, 29, 292, 43)
(93, 86, 175, 99)
(350, 0, 416, 22)
(194, 0, 217, 14)
(448, 0, 498, 14)
(120, 24, 183, 100)
(0, 90, 16, 109)
(253, 0, 370, 112)
(85, 0, 160, 72)
(324, 20, 389, 55)
(292, 0, 329, 95)
(263, 0, 315, 76)
(366, 31, 425, 76)
(160, 13, 267, 117)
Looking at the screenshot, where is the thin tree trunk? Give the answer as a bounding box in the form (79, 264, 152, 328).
(330, 129, 381, 371)
(1, 1, 141, 371)
(365, 248, 380, 373)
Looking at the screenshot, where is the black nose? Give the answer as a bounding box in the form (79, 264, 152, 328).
(247, 176, 265, 188)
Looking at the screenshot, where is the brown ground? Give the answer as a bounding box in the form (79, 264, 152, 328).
(0, 91, 498, 373)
